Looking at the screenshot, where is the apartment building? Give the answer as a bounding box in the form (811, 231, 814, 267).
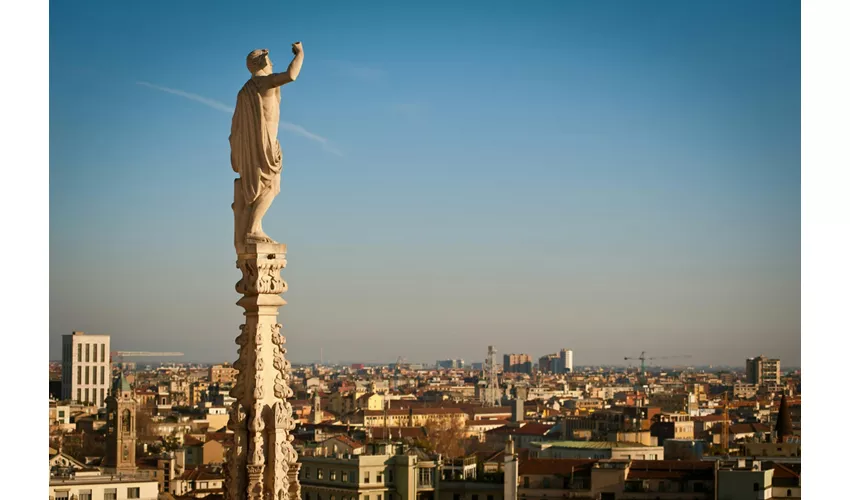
(61, 331, 111, 407)
(746, 356, 781, 386)
(299, 443, 439, 500)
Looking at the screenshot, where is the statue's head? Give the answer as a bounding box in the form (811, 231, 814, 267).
(247, 49, 271, 75)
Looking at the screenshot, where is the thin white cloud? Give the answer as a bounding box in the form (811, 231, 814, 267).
(137, 81, 235, 113)
(137, 81, 342, 156)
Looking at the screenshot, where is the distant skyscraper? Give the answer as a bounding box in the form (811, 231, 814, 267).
(483, 346, 499, 406)
(746, 355, 781, 386)
(436, 359, 465, 369)
(538, 353, 559, 373)
(503, 353, 532, 374)
(61, 331, 111, 407)
(559, 349, 574, 373)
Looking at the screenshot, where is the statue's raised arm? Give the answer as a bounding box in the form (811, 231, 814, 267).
(230, 43, 305, 254)
(259, 42, 304, 90)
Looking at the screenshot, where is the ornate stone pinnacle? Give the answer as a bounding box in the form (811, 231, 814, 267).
(226, 243, 298, 500)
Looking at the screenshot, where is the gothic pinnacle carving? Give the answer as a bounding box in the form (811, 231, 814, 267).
(226, 244, 298, 500)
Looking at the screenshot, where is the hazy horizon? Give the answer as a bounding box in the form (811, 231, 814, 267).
(50, 1, 800, 367)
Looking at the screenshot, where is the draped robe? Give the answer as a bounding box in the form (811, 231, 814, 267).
(230, 78, 283, 205)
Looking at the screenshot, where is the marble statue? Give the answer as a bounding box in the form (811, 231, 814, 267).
(231, 43, 304, 253)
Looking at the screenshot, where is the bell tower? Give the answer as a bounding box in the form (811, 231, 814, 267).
(104, 372, 138, 473)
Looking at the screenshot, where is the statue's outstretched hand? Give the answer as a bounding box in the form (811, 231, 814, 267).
(292, 42, 303, 55)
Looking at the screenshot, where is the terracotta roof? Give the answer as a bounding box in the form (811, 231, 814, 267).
(627, 460, 714, 481)
(177, 464, 226, 481)
(770, 462, 800, 480)
(468, 419, 509, 426)
(728, 423, 771, 434)
(183, 436, 204, 446)
(519, 458, 595, 476)
(323, 435, 364, 449)
(693, 415, 729, 422)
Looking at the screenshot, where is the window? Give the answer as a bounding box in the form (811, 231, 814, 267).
(77, 389, 81, 402)
(342, 471, 348, 482)
(55, 492, 69, 500)
(331, 496, 336, 500)
(86, 344, 90, 362)
(104, 489, 117, 500)
(85, 388, 89, 402)
(304, 494, 311, 500)
(365, 471, 370, 484)
(365, 496, 370, 500)
(305, 467, 311, 479)
(787, 489, 793, 496)
(79, 490, 92, 500)
(317, 468, 324, 480)
(128, 487, 141, 499)
(418, 468, 432, 487)
(101, 388, 105, 405)
(78, 344, 82, 362)
(93, 344, 97, 362)
(377, 472, 383, 483)
(330, 469, 337, 481)
(102, 343, 106, 362)
(58, 410, 65, 418)
(85, 366, 90, 384)
(523, 477, 529, 488)
(78, 366, 82, 385)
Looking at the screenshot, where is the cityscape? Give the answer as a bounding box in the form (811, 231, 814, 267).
(44, 1, 807, 500)
(49, 331, 801, 499)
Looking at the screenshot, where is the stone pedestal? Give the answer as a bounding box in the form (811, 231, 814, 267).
(225, 243, 300, 500)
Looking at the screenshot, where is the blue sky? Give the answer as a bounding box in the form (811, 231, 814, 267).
(50, 0, 800, 366)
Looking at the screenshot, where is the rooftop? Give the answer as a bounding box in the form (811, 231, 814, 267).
(50, 472, 158, 486)
(535, 440, 656, 449)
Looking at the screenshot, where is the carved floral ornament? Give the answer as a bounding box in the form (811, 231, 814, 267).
(236, 255, 288, 295)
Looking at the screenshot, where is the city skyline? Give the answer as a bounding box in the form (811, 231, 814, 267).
(50, 0, 800, 366)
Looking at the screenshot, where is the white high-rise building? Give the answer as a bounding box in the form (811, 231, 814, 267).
(559, 348, 573, 373)
(61, 331, 111, 407)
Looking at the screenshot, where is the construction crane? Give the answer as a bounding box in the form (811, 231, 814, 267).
(624, 351, 692, 375)
(111, 351, 184, 364)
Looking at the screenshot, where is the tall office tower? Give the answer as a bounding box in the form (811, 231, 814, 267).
(503, 353, 533, 374)
(538, 353, 559, 373)
(484, 346, 499, 406)
(746, 355, 781, 385)
(61, 331, 112, 407)
(559, 348, 574, 373)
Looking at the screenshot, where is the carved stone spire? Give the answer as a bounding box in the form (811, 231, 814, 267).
(225, 243, 300, 500)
